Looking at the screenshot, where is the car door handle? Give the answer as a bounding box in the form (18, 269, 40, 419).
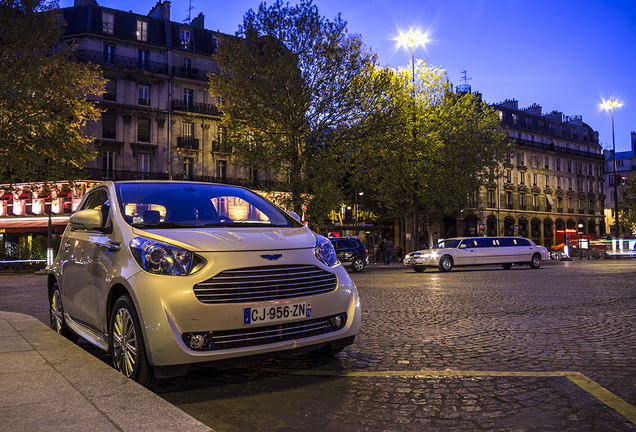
(98, 242, 121, 252)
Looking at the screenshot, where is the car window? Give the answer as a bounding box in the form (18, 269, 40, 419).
(116, 183, 296, 228)
(433, 239, 461, 249)
(475, 238, 493, 248)
(347, 240, 358, 249)
(499, 238, 514, 246)
(459, 239, 475, 248)
(80, 188, 111, 229)
(515, 238, 531, 246)
(331, 240, 344, 250)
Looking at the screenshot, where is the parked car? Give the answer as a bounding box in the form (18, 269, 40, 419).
(48, 181, 361, 388)
(403, 237, 550, 272)
(330, 237, 369, 272)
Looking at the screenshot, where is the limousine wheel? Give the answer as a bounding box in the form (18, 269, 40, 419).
(529, 253, 541, 269)
(438, 255, 453, 272)
(501, 263, 512, 270)
(413, 266, 426, 273)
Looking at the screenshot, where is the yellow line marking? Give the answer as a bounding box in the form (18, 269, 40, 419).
(254, 368, 636, 425)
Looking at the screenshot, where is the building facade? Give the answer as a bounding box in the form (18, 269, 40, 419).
(0, 0, 280, 259)
(457, 99, 606, 249)
(604, 131, 636, 238)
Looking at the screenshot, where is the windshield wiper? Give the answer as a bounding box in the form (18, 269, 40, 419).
(130, 222, 197, 228)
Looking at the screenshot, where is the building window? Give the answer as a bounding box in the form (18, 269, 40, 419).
(136, 20, 148, 41)
(512, 113, 518, 126)
(579, 199, 584, 213)
(505, 170, 512, 183)
(217, 160, 227, 179)
(138, 50, 149, 71)
(102, 150, 115, 177)
(556, 159, 561, 171)
(104, 78, 116, 101)
(102, 114, 116, 139)
(520, 193, 526, 210)
(519, 171, 525, 185)
(567, 161, 572, 173)
(506, 191, 513, 209)
(102, 12, 114, 34)
(545, 175, 549, 187)
(138, 118, 150, 142)
(183, 89, 193, 106)
(533, 173, 537, 186)
(180, 29, 191, 50)
(589, 199, 595, 214)
(532, 194, 539, 211)
(504, 153, 512, 164)
(103, 44, 115, 64)
(544, 156, 549, 169)
(138, 153, 150, 177)
(609, 175, 615, 186)
(488, 189, 496, 208)
(518, 152, 525, 165)
(183, 157, 194, 179)
(138, 84, 150, 106)
(183, 57, 191, 70)
(568, 178, 573, 190)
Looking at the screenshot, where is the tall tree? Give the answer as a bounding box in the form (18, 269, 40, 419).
(0, 0, 104, 186)
(209, 0, 379, 220)
(618, 174, 636, 235)
(351, 61, 512, 249)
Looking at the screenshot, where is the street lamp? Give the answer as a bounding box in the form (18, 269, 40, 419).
(602, 99, 622, 243)
(578, 223, 584, 259)
(398, 30, 427, 252)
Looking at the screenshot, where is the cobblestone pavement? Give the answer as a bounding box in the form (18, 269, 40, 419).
(3, 260, 636, 431)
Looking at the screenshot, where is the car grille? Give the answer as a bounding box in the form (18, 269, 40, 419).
(193, 264, 337, 304)
(211, 317, 332, 350)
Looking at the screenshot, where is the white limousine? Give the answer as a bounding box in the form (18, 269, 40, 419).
(404, 237, 550, 272)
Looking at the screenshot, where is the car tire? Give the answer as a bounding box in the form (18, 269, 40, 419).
(110, 295, 159, 389)
(501, 263, 512, 270)
(352, 257, 365, 272)
(413, 266, 426, 273)
(438, 255, 453, 272)
(49, 283, 79, 342)
(529, 253, 541, 269)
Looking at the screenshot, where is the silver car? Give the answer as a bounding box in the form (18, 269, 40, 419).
(48, 181, 361, 387)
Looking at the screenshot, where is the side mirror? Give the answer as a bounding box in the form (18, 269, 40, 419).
(70, 209, 103, 230)
(286, 210, 301, 222)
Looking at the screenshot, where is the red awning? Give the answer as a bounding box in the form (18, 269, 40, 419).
(0, 193, 13, 200)
(58, 190, 72, 198)
(18, 192, 31, 200)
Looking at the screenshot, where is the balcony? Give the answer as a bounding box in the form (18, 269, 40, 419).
(172, 66, 218, 82)
(177, 137, 200, 150)
(74, 50, 168, 75)
(172, 99, 221, 116)
(513, 138, 604, 161)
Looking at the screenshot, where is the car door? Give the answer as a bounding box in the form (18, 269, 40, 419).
(59, 188, 117, 332)
(474, 238, 497, 264)
(453, 239, 476, 266)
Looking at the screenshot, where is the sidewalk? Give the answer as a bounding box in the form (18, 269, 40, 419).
(0, 311, 213, 432)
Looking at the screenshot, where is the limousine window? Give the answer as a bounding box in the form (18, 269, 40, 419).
(434, 240, 461, 249)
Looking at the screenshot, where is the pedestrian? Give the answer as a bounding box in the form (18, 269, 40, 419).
(384, 237, 394, 265)
(378, 239, 385, 264)
(396, 245, 403, 263)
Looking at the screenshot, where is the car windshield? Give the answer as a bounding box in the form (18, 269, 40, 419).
(432, 239, 461, 249)
(116, 182, 297, 228)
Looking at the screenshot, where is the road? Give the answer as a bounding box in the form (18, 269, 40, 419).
(2, 260, 636, 431)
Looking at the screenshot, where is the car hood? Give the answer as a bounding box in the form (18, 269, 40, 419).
(131, 226, 316, 252)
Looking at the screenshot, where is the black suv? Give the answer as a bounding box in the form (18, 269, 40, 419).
(330, 237, 369, 272)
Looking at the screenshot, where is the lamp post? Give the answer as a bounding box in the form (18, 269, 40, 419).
(602, 99, 622, 242)
(398, 30, 427, 252)
(578, 223, 584, 259)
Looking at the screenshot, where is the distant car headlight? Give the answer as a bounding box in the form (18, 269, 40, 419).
(315, 235, 338, 267)
(130, 237, 194, 275)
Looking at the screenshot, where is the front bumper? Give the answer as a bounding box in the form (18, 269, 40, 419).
(128, 249, 361, 369)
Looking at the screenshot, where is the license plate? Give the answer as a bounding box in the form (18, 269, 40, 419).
(243, 301, 312, 326)
(407, 259, 418, 265)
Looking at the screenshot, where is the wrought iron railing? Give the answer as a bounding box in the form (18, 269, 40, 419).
(172, 99, 221, 116)
(74, 50, 169, 75)
(514, 138, 604, 161)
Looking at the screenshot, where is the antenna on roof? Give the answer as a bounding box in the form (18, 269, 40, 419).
(184, 0, 194, 24)
(457, 70, 472, 93)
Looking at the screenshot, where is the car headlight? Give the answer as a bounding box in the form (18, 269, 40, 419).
(130, 237, 195, 275)
(315, 235, 338, 267)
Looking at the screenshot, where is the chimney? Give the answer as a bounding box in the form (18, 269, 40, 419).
(191, 12, 204, 29)
(148, 1, 170, 21)
(74, 0, 98, 6)
(632, 131, 636, 153)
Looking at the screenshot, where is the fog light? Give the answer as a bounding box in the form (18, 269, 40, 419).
(327, 313, 347, 330)
(183, 332, 214, 351)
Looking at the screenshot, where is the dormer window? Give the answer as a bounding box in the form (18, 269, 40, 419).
(180, 30, 192, 50)
(136, 20, 148, 42)
(102, 12, 115, 34)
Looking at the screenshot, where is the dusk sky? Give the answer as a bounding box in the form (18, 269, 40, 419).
(60, 0, 636, 153)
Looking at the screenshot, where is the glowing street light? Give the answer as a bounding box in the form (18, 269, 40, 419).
(602, 99, 622, 241)
(398, 30, 427, 253)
